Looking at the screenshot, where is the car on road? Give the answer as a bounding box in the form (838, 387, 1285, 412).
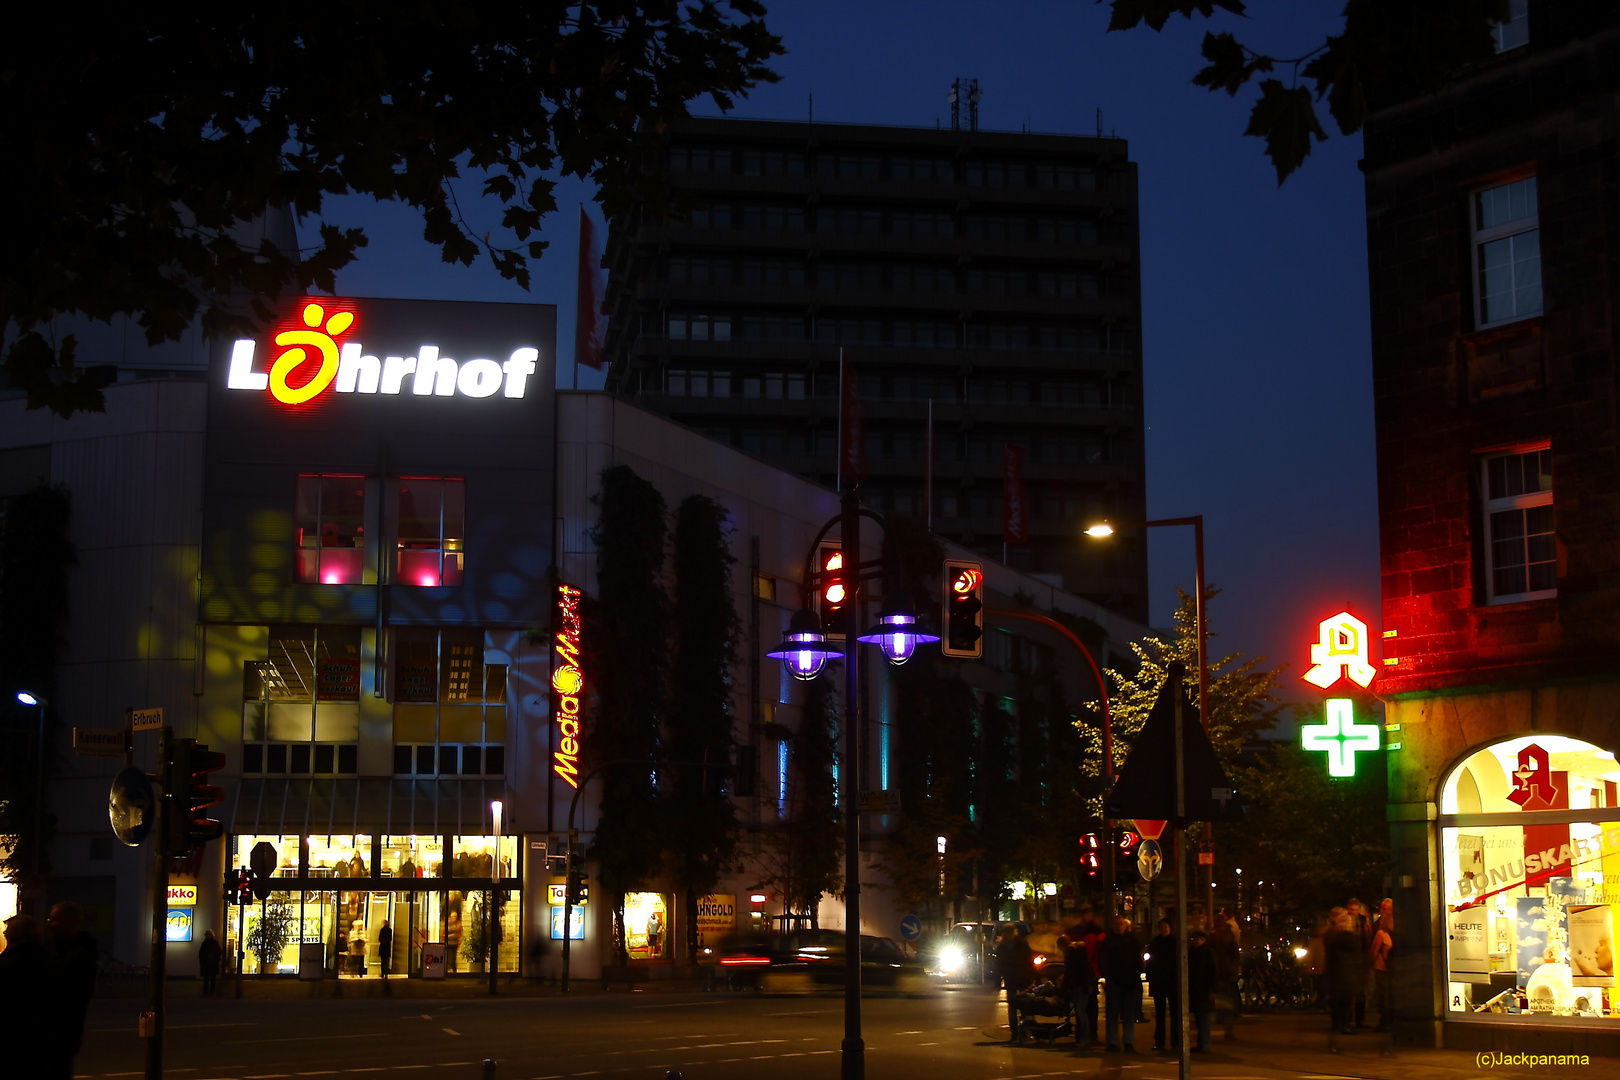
(719, 929, 932, 996)
(927, 921, 1032, 985)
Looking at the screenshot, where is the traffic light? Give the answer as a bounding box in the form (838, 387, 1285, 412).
(166, 739, 226, 856)
(566, 868, 590, 906)
(223, 868, 252, 906)
(1080, 832, 1102, 881)
(1114, 827, 1143, 861)
(941, 560, 984, 658)
(816, 542, 847, 636)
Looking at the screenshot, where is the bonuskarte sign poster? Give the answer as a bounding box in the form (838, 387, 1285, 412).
(1447, 908, 1490, 983)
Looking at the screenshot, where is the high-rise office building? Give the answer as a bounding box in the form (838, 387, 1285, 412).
(601, 115, 1148, 620)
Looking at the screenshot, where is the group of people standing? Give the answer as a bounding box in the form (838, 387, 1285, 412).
(1305, 897, 1394, 1039)
(0, 903, 100, 1079)
(996, 908, 1242, 1055)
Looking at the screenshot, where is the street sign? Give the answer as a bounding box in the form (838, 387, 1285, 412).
(548, 883, 588, 906)
(74, 728, 126, 757)
(1132, 818, 1167, 841)
(249, 841, 278, 900)
(129, 707, 164, 732)
(167, 884, 198, 906)
(109, 767, 156, 847)
(1197, 842, 1215, 867)
(859, 790, 900, 815)
(899, 914, 922, 942)
(1137, 839, 1163, 881)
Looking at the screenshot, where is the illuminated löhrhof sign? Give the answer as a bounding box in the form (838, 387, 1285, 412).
(227, 300, 540, 405)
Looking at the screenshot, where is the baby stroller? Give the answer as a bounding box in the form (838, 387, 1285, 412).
(1014, 962, 1076, 1043)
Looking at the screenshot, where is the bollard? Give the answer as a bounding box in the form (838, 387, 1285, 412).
(481, 1059, 496, 1080)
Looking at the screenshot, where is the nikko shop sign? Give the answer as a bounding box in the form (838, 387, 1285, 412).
(1298, 611, 1381, 778)
(226, 298, 541, 406)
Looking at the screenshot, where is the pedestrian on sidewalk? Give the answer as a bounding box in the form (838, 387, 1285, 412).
(1188, 929, 1217, 1053)
(1057, 931, 1095, 1050)
(378, 920, 394, 979)
(1347, 897, 1374, 1028)
(46, 902, 98, 1080)
(1144, 919, 1177, 1052)
(1076, 907, 1105, 1043)
(0, 914, 48, 1079)
(1098, 915, 1142, 1053)
(1305, 916, 1327, 1011)
(1325, 909, 1361, 1040)
(995, 925, 1034, 1043)
(199, 929, 223, 996)
(1371, 911, 1394, 1033)
(1210, 911, 1240, 1040)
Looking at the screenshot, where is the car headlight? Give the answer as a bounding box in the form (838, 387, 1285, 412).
(940, 946, 964, 973)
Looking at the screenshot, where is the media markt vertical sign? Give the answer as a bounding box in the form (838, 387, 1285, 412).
(551, 583, 584, 787)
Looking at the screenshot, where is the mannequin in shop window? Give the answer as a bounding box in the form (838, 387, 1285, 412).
(447, 906, 463, 972)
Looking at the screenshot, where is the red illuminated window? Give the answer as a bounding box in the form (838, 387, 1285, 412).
(295, 475, 368, 584)
(1481, 446, 1555, 604)
(394, 477, 465, 587)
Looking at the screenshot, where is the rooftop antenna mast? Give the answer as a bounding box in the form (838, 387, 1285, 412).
(948, 77, 980, 132)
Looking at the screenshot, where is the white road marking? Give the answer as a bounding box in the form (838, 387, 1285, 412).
(441, 1028, 460, 1036)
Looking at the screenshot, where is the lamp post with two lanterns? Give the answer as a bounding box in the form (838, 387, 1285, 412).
(765, 488, 936, 1080)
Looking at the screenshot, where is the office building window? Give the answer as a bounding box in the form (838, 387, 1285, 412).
(889, 210, 953, 238)
(684, 203, 732, 229)
(241, 625, 362, 776)
(737, 315, 807, 342)
(821, 261, 884, 292)
(670, 146, 734, 174)
(1035, 164, 1095, 191)
(1492, 0, 1529, 52)
(966, 159, 1026, 188)
(740, 259, 804, 287)
(816, 317, 883, 345)
(394, 477, 464, 587)
(668, 313, 733, 342)
(891, 155, 953, 184)
(739, 204, 804, 232)
(294, 474, 368, 585)
(1474, 175, 1541, 328)
(669, 256, 734, 286)
(391, 627, 508, 776)
(1481, 446, 1555, 603)
(741, 149, 803, 176)
(815, 153, 881, 180)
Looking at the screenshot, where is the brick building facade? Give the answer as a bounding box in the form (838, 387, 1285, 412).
(1363, 1, 1620, 1053)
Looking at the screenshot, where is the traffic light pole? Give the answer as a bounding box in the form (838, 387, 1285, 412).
(839, 487, 865, 1080)
(146, 726, 171, 1080)
(236, 885, 246, 999)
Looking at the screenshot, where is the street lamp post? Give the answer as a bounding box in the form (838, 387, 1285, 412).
(16, 691, 48, 909)
(1085, 516, 1214, 925)
(765, 487, 936, 1080)
(489, 800, 502, 996)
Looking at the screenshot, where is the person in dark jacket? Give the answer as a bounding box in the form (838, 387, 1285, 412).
(1098, 916, 1143, 1052)
(995, 927, 1035, 1043)
(198, 929, 223, 996)
(46, 902, 98, 1080)
(378, 920, 394, 979)
(1187, 930, 1218, 1052)
(1075, 909, 1105, 1043)
(1056, 932, 1095, 1049)
(1325, 909, 1362, 1038)
(1144, 919, 1178, 1051)
(0, 915, 49, 1080)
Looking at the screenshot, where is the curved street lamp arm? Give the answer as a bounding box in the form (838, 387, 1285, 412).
(985, 608, 1112, 782)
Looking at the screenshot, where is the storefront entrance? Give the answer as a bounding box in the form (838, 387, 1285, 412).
(225, 833, 519, 977)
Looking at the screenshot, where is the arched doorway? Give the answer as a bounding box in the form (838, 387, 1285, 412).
(1439, 735, 1620, 1023)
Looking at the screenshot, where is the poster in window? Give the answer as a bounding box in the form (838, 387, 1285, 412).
(1447, 908, 1490, 983)
(1457, 834, 1484, 894)
(394, 634, 437, 702)
(317, 656, 361, 700)
(696, 894, 736, 948)
(1567, 905, 1614, 987)
(441, 631, 483, 702)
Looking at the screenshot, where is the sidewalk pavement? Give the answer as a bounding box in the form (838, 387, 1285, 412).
(104, 972, 725, 1001)
(1004, 1011, 1608, 1079)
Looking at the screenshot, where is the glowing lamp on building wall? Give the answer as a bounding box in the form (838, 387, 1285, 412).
(767, 608, 845, 681)
(1301, 699, 1381, 778)
(856, 592, 939, 666)
(1303, 611, 1377, 689)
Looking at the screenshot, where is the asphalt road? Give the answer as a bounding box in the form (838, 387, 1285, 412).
(73, 986, 1417, 1080)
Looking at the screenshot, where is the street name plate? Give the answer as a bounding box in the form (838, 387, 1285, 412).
(129, 707, 164, 732)
(74, 728, 126, 757)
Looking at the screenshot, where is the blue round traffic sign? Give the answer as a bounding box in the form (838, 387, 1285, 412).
(899, 914, 922, 941)
(109, 767, 156, 847)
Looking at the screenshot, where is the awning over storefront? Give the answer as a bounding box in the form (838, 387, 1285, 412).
(227, 778, 509, 838)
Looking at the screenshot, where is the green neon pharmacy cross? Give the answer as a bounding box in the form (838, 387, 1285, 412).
(1300, 699, 1380, 777)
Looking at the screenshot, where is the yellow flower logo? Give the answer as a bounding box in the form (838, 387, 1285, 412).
(268, 303, 356, 405)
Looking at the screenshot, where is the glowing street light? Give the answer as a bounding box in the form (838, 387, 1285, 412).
(766, 608, 845, 681)
(17, 691, 40, 706)
(1083, 523, 1114, 538)
(856, 592, 940, 666)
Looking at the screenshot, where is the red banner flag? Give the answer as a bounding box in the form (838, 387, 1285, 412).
(1002, 443, 1028, 544)
(574, 207, 606, 371)
(839, 350, 864, 485)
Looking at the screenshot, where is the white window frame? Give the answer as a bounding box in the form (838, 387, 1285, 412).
(1480, 444, 1555, 604)
(1471, 174, 1541, 330)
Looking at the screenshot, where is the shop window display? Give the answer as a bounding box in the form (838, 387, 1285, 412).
(395, 476, 465, 586)
(623, 892, 672, 962)
(294, 474, 369, 584)
(1441, 735, 1620, 1021)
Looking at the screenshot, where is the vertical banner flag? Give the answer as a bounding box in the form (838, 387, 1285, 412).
(839, 349, 864, 484)
(1002, 443, 1028, 544)
(574, 207, 607, 373)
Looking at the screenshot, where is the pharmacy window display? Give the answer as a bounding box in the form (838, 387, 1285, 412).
(1441, 735, 1620, 1021)
(624, 892, 672, 962)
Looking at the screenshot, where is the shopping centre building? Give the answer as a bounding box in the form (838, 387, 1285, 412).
(1, 292, 1149, 983)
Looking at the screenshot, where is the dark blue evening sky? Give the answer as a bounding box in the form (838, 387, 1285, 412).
(317, 1, 1379, 700)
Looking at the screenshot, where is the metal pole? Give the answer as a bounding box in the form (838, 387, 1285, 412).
(147, 726, 171, 1080)
(1172, 674, 1190, 1080)
(236, 887, 245, 999)
(561, 830, 577, 994)
(1193, 518, 1214, 931)
(840, 486, 865, 1080)
(31, 700, 46, 899)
